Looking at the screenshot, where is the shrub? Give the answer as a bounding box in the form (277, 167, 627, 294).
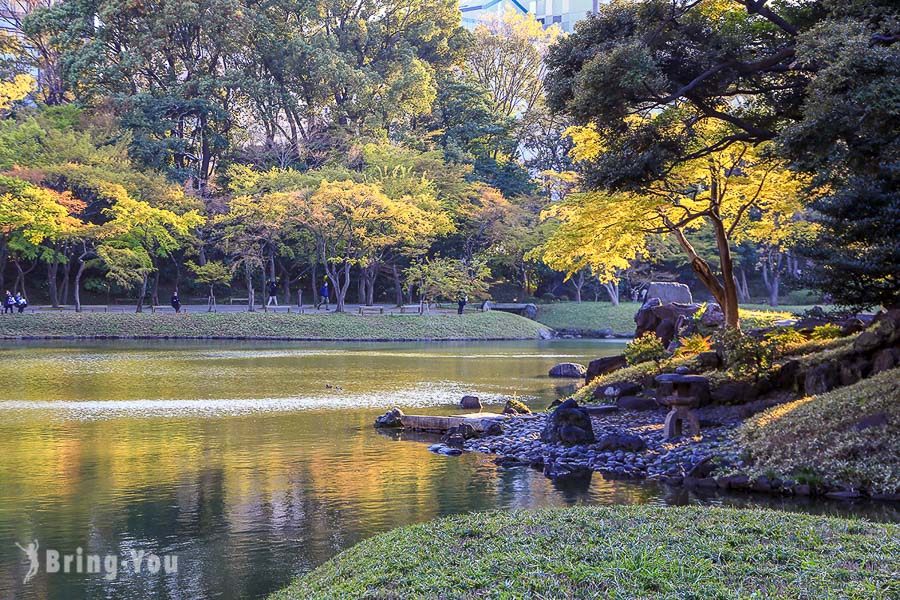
(674, 333, 712, 357)
(624, 332, 668, 366)
(540, 293, 556, 303)
(504, 395, 531, 414)
(764, 326, 807, 352)
(557, 294, 570, 302)
(811, 323, 843, 340)
(718, 328, 775, 380)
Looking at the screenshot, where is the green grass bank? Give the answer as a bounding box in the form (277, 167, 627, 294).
(536, 301, 815, 334)
(736, 367, 900, 494)
(0, 310, 551, 341)
(271, 505, 899, 600)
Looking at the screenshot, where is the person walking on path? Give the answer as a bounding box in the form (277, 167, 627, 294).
(457, 296, 468, 315)
(171, 291, 181, 313)
(316, 281, 329, 310)
(267, 280, 279, 307)
(3, 291, 13, 314)
(14, 292, 26, 313)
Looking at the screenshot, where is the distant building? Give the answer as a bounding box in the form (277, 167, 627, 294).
(460, 0, 602, 32)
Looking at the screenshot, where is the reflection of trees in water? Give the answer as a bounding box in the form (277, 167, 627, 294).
(1, 403, 898, 598)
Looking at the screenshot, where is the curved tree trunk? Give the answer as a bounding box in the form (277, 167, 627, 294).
(136, 274, 148, 313)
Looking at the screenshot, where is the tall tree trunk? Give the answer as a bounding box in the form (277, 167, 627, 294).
(14, 259, 36, 299)
(761, 251, 782, 307)
(47, 245, 60, 308)
(357, 266, 366, 304)
(709, 213, 740, 328)
(281, 265, 291, 305)
(245, 266, 255, 312)
(603, 281, 620, 306)
(736, 267, 751, 302)
(136, 273, 148, 313)
(570, 270, 585, 303)
(61, 252, 72, 306)
(392, 264, 403, 306)
(310, 259, 318, 306)
(325, 259, 351, 313)
(365, 264, 377, 306)
(669, 225, 734, 326)
(151, 269, 160, 307)
(74, 251, 89, 312)
(0, 235, 6, 293)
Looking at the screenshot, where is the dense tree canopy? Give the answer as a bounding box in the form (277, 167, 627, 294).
(0, 0, 892, 311)
(544, 0, 899, 309)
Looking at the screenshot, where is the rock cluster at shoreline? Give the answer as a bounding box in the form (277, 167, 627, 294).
(463, 409, 742, 483)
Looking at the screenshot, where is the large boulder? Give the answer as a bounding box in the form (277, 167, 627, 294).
(459, 395, 482, 410)
(374, 407, 405, 428)
(647, 282, 693, 304)
(711, 382, 757, 405)
(541, 399, 595, 445)
(873, 348, 899, 374)
(549, 362, 587, 378)
(634, 300, 702, 346)
(699, 303, 725, 329)
(585, 355, 627, 383)
(804, 361, 840, 395)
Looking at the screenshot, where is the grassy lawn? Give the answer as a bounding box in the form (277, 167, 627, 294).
(271, 505, 899, 600)
(536, 301, 816, 334)
(736, 367, 900, 494)
(0, 310, 550, 341)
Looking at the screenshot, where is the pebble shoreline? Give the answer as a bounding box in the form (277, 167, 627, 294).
(455, 410, 743, 482)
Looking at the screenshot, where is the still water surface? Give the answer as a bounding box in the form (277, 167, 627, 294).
(0, 340, 895, 599)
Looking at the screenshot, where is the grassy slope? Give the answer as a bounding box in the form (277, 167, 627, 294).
(271, 505, 899, 600)
(535, 302, 811, 334)
(0, 310, 550, 341)
(736, 367, 900, 493)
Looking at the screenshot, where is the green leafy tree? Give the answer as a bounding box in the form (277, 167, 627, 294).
(186, 260, 231, 311)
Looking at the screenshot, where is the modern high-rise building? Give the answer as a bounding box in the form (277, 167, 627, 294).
(460, 0, 602, 32)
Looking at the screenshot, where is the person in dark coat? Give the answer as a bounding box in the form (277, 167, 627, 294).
(170, 291, 181, 313)
(317, 281, 329, 310)
(267, 280, 279, 307)
(3, 291, 13, 314)
(457, 296, 468, 315)
(14, 293, 26, 313)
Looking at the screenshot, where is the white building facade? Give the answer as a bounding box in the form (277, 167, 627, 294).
(460, 0, 602, 32)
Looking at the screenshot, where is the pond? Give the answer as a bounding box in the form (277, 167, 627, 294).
(0, 340, 895, 599)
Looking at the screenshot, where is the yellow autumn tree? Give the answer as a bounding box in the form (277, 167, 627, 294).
(295, 179, 440, 312)
(536, 123, 812, 328)
(0, 74, 34, 112)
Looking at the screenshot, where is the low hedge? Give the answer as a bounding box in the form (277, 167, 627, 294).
(0, 310, 551, 341)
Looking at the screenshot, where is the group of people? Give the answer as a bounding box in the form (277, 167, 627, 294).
(3, 291, 27, 314)
(263, 280, 331, 309)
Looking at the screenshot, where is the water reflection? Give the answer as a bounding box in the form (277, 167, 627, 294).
(0, 341, 895, 600)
